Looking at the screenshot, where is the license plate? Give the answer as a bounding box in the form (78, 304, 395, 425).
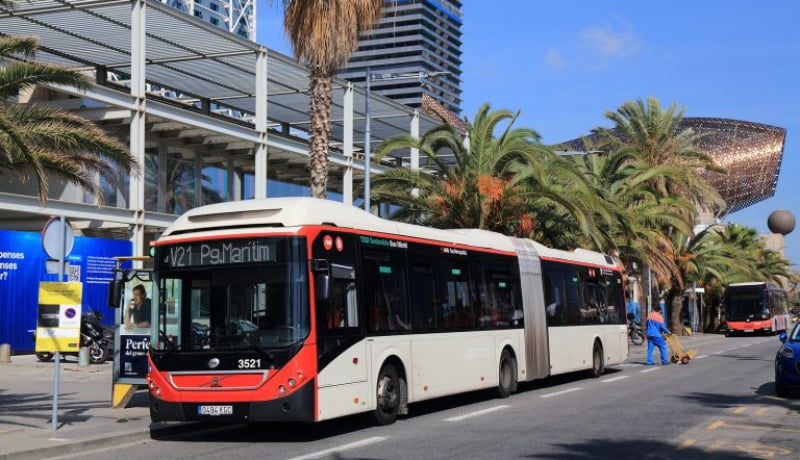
(743, 329, 754, 333)
(198, 405, 233, 416)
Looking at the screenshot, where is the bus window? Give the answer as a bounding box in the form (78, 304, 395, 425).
(437, 258, 474, 329)
(317, 264, 358, 332)
(363, 249, 410, 333)
(408, 255, 437, 330)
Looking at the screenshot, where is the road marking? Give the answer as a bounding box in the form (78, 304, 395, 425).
(741, 343, 752, 347)
(708, 420, 725, 430)
(723, 422, 800, 434)
(600, 376, 629, 383)
(444, 405, 509, 422)
(46, 438, 70, 442)
(710, 351, 722, 355)
(640, 367, 660, 373)
(754, 408, 768, 416)
(541, 387, 583, 399)
(695, 355, 708, 359)
(677, 439, 697, 450)
(733, 406, 747, 414)
(286, 436, 386, 460)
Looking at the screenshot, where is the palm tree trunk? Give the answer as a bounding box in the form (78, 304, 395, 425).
(308, 67, 332, 199)
(668, 288, 684, 335)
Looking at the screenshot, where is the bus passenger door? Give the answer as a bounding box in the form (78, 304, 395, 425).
(316, 263, 367, 387)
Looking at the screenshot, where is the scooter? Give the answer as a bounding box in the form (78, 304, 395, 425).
(30, 310, 113, 364)
(628, 313, 645, 346)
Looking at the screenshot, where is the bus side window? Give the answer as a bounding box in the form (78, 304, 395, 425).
(363, 249, 410, 333)
(318, 264, 357, 332)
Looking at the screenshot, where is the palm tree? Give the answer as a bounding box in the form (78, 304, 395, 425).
(371, 104, 597, 241)
(595, 97, 726, 217)
(662, 222, 793, 333)
(281, 0, 382, 199)
(0, 32, 135, 204)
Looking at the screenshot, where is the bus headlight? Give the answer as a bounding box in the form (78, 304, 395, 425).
(278, 385, 286, 395)
(288, 378, 297, 388)
(779, 346, 795, 359)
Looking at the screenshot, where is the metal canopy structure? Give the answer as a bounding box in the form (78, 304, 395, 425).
(0, 0, 438, 148)
(0, 0, 444, 255)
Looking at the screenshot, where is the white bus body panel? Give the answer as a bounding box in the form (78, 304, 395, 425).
(315, 330, 524, 421)
(547, 325, 628, 375)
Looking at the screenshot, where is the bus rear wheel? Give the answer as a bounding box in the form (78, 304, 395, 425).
(588, 342, 604, 378)
(374, 363, 401, 425)
(496, 350, 517, 398)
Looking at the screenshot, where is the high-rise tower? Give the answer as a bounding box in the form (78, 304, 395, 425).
(161, 0, 255, 40)
(338, 0, 463, 116)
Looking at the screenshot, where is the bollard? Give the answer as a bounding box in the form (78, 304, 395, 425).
(0, 343, 11, 363)
(78, 346, 90, 367)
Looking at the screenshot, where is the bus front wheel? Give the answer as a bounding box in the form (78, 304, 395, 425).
(374, 363, 401, 425)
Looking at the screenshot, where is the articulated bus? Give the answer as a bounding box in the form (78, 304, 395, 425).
(724, 282, 790, 335)
(146, 198, 627, 424)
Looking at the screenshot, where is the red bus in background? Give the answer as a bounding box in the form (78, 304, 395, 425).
(145, 197, 627, 425)
(724, 282, 790, 335)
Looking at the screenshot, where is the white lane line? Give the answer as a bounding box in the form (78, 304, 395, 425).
(640, 367, 660, 373)
(286, 436, 386, 460)
(710, 351, 722, 355)
(541, 387, 583, 399)
(695, 355, 709, 359)
(601, 376, 629, 383)
(741, 343, 752, 347)
(444, 405, 510, 422)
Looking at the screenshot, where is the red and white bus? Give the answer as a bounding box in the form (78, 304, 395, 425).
(146, 197, 628, 424)
(724, 282, 790, 335)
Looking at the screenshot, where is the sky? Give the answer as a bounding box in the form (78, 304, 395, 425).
(256, 1, 800, 269)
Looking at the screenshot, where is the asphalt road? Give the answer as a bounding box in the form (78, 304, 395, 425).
(66, 335, 800, 460)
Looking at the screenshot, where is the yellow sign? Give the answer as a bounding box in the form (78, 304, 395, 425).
(35, 282, 83, 352)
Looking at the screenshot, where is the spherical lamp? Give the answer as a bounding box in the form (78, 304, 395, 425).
(767, 210, 796, 235)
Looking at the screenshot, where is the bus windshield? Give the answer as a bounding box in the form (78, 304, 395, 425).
(726, 287, 768, 321)
(155, 236, 309, 352)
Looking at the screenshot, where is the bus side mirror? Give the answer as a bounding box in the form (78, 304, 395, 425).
(311, 259, 331, 302)
(108, 270, 125, 308)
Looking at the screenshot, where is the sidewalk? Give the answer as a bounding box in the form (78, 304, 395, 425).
(0, 354, 190, 460)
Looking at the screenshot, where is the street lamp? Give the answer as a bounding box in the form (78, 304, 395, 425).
(363, 69, 452, 212)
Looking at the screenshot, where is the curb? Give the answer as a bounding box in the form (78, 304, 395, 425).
(0, 422, 200, 460)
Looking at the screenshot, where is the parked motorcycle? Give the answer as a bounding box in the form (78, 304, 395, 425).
(627, 313, 645, 346)
(30, 310, 113, 364)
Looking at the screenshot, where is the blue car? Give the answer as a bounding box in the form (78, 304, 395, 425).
(775, 322, 800, 397)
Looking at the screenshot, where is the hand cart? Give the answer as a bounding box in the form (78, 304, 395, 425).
(664, 333, 697, 364)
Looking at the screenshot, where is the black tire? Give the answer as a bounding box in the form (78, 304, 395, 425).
(374, 363, 401, 425)
(776, 371, 790, 397)
(89, 342, 106, 364)
(588, 342, 604, 378)
(630, 331, 645, 346)
(496, 350, 517, 398)
(36, 352, 54, 362)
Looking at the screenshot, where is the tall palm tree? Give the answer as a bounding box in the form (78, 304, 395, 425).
(371, 104, 597, 241)
(0, 31, 135, 204)
(281, 0, 382, 199)
(596, 97, 726, 217)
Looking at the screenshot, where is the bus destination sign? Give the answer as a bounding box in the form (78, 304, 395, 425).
(160, 239, 276, 268)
